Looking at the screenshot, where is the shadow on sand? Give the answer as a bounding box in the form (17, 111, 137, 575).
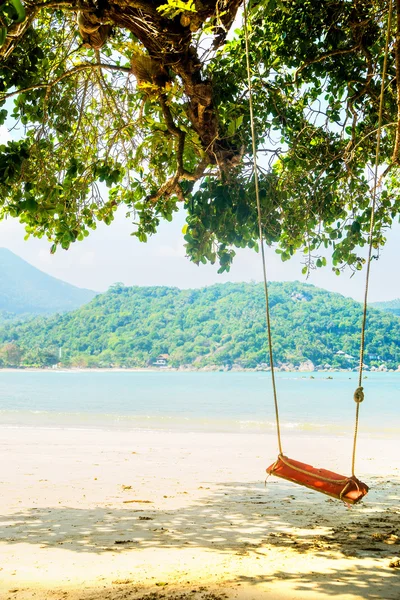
(1, 476, 400, 598)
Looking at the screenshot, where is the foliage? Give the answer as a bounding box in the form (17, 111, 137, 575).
(0, 1, 399, 275)
(0, 0, 25, 47)
(0, 309, 36, 325)
(372, 299, 400, 316)
(0, 281, 399, 369)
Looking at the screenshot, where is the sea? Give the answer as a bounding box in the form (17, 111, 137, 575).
(0, 370, 398, 439)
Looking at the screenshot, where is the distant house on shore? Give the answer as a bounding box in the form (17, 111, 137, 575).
(335, 351, 355, 361)
(152, 354, 169, 367)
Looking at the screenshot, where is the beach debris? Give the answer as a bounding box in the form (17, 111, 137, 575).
(372, 532, 399, 544)
(389, 559, 400, 568)
(155, 581, 168, 586)
(114, 539, 135, 544)
(122, 485, 132, 490)
(112, 578, 133, 584)
(116, 592, 226, 600)
(123, 499, 153, 503)
(139, 516, 153, 520)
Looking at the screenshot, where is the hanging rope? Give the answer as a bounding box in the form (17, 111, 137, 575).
(243, 0, 282, 455)
(351, 0, 393, 477)
(244, 0, 393, 476)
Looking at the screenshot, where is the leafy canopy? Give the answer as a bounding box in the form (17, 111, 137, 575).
(0, 0, 398, 273)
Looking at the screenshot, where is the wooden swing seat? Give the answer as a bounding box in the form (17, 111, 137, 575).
(267, 455, 369, 504)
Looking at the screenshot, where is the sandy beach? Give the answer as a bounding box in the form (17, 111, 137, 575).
(0, 426, 399, 600)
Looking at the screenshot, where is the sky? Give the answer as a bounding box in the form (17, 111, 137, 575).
(0, 184, 399, 302)
(1, 129, 399, 303)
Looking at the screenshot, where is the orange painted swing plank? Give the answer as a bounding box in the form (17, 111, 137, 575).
(266, 455, 369, 504)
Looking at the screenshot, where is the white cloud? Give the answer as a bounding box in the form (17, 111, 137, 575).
(156, 244, 186, 258)
(79, 251, 96, 266)
(37, 248, 53, 265)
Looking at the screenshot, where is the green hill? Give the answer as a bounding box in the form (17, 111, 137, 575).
(371, 299, 400, 317)
(0, 281, 399, 369)
(0, 248, 96, 319)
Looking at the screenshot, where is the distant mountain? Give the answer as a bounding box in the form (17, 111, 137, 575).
(0, 248, 96, 318)
(0, 281, 399, 369)
(371, 299, 400, 317)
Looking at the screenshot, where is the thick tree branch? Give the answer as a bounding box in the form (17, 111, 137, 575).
(26, 0, 157, 10)
(148, 94, 210, 203)
(0, 10, 37, 62)
(392, 0, 400, 165)
(1, 0, 243, 180)
(1, 0, 243, 210)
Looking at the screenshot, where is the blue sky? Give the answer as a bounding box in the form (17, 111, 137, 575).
(0, 126, 399, 302)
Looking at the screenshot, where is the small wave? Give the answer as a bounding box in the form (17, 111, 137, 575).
(0, 408, 399, 439)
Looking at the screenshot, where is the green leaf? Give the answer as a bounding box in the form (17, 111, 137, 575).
(10, 0, 25, 23)
(227, 115, 244, 137)
(0, 28, 7, 48)
(157, 0, 195, 19)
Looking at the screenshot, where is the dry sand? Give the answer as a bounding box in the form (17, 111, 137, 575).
(0, 426, 399, 600)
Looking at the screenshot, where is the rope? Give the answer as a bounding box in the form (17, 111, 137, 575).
(351, 0, 393, 476)
(277, 454, 349, 485)
(243, 0, 392, 474)
(243, 0, 283, 455)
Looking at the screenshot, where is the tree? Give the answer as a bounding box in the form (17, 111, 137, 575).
(0, 0, 399, 274)
(0, 342, 22, 366)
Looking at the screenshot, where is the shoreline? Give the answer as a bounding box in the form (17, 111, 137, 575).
(0, 366, 399, 373)
(1, 422, 398, 442)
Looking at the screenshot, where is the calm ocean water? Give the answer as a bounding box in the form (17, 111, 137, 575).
(0, 370, 398, 438)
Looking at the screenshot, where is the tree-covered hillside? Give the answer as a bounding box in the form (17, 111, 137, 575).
(0, 282, 399, 370)
(372, 300, 400, 317)
(0, 247, 96, 318)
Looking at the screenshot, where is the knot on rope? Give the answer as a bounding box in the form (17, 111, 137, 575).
(353, 387, 364, 403)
